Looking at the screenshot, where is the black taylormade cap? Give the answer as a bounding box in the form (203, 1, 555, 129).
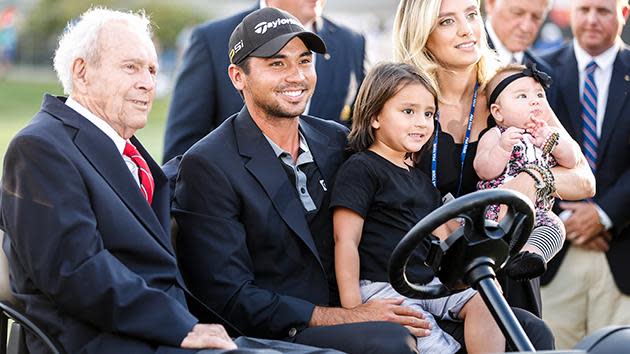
(228, 7, 327, 65)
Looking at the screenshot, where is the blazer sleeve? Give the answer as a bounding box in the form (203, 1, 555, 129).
(1, 135, 198, 346)
(163, 26, 218, 163)
(173, 152, 315, 339)
(597, 167, 630, 234)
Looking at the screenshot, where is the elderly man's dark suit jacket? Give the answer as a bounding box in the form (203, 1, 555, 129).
(162, 5, 365, 162)
(0, 95, 205, 354)
(172, 107, 348, 339)
(541, 43, 630, 295)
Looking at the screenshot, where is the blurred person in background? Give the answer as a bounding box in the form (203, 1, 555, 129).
(483, 0, 553, 73)
(0, 5, 17, 78)
(541, 0, 630, 348)
(162, 0, 366, 163)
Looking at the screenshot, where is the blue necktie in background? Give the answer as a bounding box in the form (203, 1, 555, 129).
(581, 61, 598, 171)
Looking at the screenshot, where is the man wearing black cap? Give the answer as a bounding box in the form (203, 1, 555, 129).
(162, 0, 365, 163)
(172, 8, 419, 354)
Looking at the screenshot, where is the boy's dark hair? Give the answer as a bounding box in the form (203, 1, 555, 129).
(348, 62, 439, 155)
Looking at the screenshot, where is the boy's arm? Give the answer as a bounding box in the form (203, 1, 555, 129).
(473, 128, 513, 180)
(333, 207, 365, 309)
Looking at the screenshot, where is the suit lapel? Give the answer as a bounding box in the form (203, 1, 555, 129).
(598, 48, 630, 162)
(557, 45, 582, 140)
(486, 29, 496, 50)
(43, 96, 175, 256)
(234, 109, 323, 268)
(523, 50, 536, 66)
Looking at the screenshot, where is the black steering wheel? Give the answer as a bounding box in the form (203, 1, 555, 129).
(388, 189, 535, 300)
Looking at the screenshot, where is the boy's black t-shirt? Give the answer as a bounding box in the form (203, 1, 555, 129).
(330, 150, 441, 283)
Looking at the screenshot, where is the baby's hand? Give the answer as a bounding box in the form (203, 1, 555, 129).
(499, 127, 524, 152)
(527, 114, 552, 146)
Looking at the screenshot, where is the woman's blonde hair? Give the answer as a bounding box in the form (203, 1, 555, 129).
(392, 0, 499, 95)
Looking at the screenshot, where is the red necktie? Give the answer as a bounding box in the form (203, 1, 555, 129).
(123, 142, 154, 204)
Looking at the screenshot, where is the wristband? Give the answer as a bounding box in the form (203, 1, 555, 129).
(542, 131, 560, 155)
(522, 163, 556, 208)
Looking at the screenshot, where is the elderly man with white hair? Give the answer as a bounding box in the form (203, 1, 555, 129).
(0, 7, 340, 354)
(484, 0, 553, 74)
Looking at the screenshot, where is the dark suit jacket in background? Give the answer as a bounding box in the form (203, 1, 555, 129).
(172, 108, 348, 339)
(0, 95, 201, 354)
(541, 43, 630, 295)
(162, 6, 365, 163)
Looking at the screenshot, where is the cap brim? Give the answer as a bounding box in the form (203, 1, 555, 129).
(250, 32, 327, 59)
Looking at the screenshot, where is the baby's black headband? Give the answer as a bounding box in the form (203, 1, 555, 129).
(487, 62, 553, 108)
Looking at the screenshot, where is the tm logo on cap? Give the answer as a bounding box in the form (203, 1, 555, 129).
(254, 18, 301, 34)
(229, 40, 244, 61)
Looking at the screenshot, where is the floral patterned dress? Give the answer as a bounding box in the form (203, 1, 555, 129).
(477, 126, 561, 228)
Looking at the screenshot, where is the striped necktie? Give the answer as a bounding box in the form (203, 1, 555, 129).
(123, 142, 154, 204)
(510, 55, 518, 64)
(581, 61, 598, 171)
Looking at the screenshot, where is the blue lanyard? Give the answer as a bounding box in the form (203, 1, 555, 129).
(431, 82, 479, 197)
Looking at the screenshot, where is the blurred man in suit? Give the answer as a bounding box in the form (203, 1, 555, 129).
(484, 0, 552, 73)
(0, 7, 336, 354)
(541, 0, 630, 348)
(162, 0, 366, 162)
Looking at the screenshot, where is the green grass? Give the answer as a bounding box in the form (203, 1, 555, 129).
(0, 79, 170, 176)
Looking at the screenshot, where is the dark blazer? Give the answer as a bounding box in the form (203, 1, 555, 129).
(172, 107, 348, 339)
(162, 6, 365, 162)
(0, 95, 201, 354)
(541, 42, 630, 295)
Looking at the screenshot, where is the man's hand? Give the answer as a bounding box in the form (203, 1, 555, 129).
(310, 298, 432, 337)
(560, 202, 605, 246)
(578, 230, 611, 252)
(353, 298, 432, 337)
(180, 324, 237, 350)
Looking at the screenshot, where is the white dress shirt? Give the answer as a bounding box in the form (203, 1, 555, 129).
(485, 20, 524, 65)
(65, 97, 140, 186)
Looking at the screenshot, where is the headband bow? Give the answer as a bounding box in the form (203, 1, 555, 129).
(523, 62, 552, 89)
(488, 62, 553, 108)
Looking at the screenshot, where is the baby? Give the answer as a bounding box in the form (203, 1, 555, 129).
(474, 63, 581, 280)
